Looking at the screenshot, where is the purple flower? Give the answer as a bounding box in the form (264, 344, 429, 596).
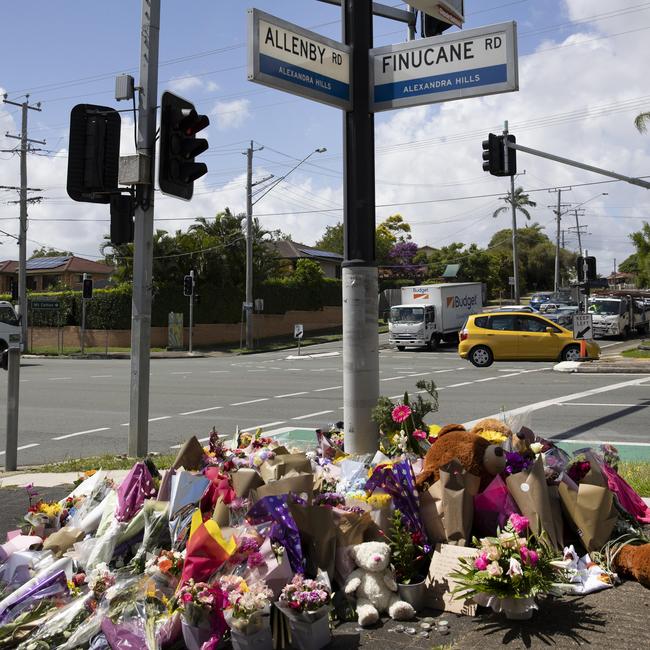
(505, 452, 533, 475)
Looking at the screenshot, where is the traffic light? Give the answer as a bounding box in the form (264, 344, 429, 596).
(159, 92, 209, 200)
(183, 275, 194, 297)
(82, 276, 93, 300)
(67, 104, 121, 203)
(421, 13, 449, 37)
(576, 256, 597, 282)
(481, 133, 516, 177)
(110, 194, 134, 245)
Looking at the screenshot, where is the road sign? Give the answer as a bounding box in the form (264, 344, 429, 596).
(294, 323, 304, 339)
(508, 276, 515, 286)
(30, 299, 60, 311)
(248, 9, 351, 110)
(254, 298, 264, 312)
(573, 313, 593, 340)
(370, 21, 518, 112)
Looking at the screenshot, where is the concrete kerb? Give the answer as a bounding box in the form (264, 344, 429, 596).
(0, 469, 130, 488)
(554, 358, 650, 373)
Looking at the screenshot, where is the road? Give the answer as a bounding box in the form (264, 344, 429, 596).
(0, 336, 649, 466)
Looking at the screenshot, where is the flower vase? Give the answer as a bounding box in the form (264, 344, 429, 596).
(181, 619, 213, 650)
(500, 596, 537, 620)
(398, 579, 428, 612)
(230, 625, 273, 650)
(288, 615, 331, 650)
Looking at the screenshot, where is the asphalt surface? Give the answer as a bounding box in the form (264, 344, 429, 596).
(1, 336, 650, 466)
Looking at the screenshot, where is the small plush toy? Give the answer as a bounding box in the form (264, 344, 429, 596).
(613, 543, 650, 588)
(344, 541, 415, 626)
(416, 424, 506, 490)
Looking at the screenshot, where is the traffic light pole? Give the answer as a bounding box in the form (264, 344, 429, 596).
(245, 142, 254, 350)
(554, 188, 562, 294)
(4, 347, 20, 471)
(189, 270, 194, 354)
(129, 0, 160, 457)
(341, 0, 379, 455)
(81, 273, 87, 355)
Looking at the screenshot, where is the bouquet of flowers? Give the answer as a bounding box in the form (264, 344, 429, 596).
(225, 580, 273, 636)
(228, 537, 266, 571)
(277, 574, 331, 622)
(450, 514, 556, 617)
(384, 509, 430, 585)
(174, 579, 227, 629)
(372, 381, 438, 456)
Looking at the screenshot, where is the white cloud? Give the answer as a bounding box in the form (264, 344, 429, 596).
(167, 75, 203, 95)
(211, 99, 251, 131)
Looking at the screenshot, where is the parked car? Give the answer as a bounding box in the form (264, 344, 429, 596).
(458, 311, 600, 367)
(544, 306, 579, 329)
(529, 292, 554, 311)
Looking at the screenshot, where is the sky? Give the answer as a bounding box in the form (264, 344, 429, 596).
(1, 0, 649, 279)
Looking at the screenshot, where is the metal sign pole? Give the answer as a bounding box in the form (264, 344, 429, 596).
(5, 347, 20, 471)
(81, 273, 87, 355)
(189, 270, 194, 354)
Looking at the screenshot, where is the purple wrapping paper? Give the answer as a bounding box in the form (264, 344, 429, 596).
(246, 495, 305, 574)
(101, 617, 147, 649)
(366, 460, 429, 548)
(0, 569, 69, 625)
(115, 462, 157, 522)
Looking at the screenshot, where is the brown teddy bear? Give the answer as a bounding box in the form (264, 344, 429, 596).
(416, 424, 506, 491)
(613, 544, 650, 588)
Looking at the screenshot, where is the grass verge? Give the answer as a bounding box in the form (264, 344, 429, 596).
(621, 347, 650, 359)
(36, 453, 176, 473)
(29, 346, 165, 356)
(618, 461, 650, 496)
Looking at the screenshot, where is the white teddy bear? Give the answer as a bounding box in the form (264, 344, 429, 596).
(344, 540, 416, 626)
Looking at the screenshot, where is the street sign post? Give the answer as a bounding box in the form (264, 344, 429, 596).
(573, 313, 593, 340)
(248, 9, 352, 110)
(30, 299, 60, 310)
(294, 323, 304, 356)
(370, 21, 518, 112)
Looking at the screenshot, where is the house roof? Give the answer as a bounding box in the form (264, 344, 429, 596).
(0, 256, 114, 275)
(271, 240, 343, 263)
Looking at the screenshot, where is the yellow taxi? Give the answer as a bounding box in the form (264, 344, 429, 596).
(458, 311, 600, 367)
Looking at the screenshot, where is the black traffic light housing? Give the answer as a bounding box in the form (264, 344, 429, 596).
(481, 133, 516, 177)
(421, 13, 451, 37)
(67, 104, 121, 203)
(159, 92, 209, 200)
(110, 194, 135, 246)
(183, 275, 194, 297)
(576, 256, 597, 282)
(82, 277, 93, 300)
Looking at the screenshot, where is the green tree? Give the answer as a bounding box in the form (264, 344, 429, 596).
(31, 246, 74, 258)
(635, 111, 650, 134)
(314, 223, 344, 254)
(492, 186, 537, 222)
(629, 222, 650, 286)
(618, 254, 639, 275)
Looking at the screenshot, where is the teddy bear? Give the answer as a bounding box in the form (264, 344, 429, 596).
(416, 424, 506, 491)
(344, 541, 415, 626)
(613, 543, 650, 588)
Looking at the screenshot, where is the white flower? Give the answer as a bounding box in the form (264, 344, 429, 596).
(530, 442, 544, 455)
(397, 430, 408, 453)
(507, 557, 523, 578)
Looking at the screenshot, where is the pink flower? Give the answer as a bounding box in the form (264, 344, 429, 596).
(391, 404, 412, 423)
(509, 513, 529, 535)
(487, 561, 503, 577)
(527, 550, 538, 567)
(412, 429, 427, 440)
(181, 593, 193, 603)
(474, 553, 489, 571)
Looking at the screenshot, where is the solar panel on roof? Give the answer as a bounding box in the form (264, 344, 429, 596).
(298, 247, 343, 260)
(26, 256, 71, 270)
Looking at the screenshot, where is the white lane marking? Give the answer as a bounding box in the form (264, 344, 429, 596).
(286, 368, 303, 372)
(292, 410, 334, 420)
(456, 367, 467, 370)
(559, 402, 640, 407)
(464, 376, 650, 429)
(53, 427, 111, 441)
(433, 369, 456, 374)
(240, 420, 287, 432)
(20, 379, 29, 383)
(552, 437, 650, 447)
(381, 376, 405, 382)
(0, 443, 39, 455)
(475, 376, 498, 382)
(274, 392, 308, 398)
(309, 369, 328, 372)
(91, 375, 113, 378)
(599, 342, 619, 348)
(446, 382, 472, 388)
(405, 371, 432, 377)
(231, 398, 269, 406)
(313, 385, 343, 392)
(48, 377, 72, 381)
(171, 371, 192, 375)
(247, 370, 267, 373)
(149, 416, 172, 422)
(209, 370, 229, 373)
(180, 406, 223, 416)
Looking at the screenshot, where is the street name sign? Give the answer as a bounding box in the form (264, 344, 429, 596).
(573, 313, 593, 340)
(30, 299, 60, 311)
(370, 21, 518, 112)
(248, 9, 352, 110)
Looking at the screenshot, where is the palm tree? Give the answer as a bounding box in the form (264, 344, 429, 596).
(492, 186, 537, 220)
(634, 112, 650, 133)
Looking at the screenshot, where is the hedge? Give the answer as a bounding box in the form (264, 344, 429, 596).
(4, 277, 342, 329)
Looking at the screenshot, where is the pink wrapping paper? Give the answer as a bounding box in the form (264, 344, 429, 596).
(601, 462, 650, 524)
(473, 474, 520, 537)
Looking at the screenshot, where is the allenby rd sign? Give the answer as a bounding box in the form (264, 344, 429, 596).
(248, 9, 351, 110)
(370, 21, 518, 112)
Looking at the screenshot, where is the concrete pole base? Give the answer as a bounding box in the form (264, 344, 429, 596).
(342, 265, 380, 454)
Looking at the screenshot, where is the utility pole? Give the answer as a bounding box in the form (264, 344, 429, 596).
(503, 121, 520, 304)
(574, 209, 583, 257)
(549, 187, 571, 293)
(3, 95, 45, 353)
(342, 0, 379, 454)
(244, 141, 266, 350)
(129, 0, 160, 458)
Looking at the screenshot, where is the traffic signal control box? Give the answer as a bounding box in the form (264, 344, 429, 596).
(159, 92, 209, 200)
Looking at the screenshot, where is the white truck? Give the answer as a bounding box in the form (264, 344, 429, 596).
(0, 301, 21, 351)
(588, 295, 649, 339)
(388, 283, 483, 351)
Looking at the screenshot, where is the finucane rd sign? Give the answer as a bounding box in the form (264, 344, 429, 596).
(371, 21, 518, 112)
(248, 8, 351, 110)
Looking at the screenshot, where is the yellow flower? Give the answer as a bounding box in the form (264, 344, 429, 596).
(38, 501, 62, 517)
(477, 429, 507, 445)
(428, 424, 441, 438)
